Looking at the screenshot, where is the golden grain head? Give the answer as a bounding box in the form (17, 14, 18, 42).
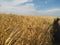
(0, 14, 56, 45)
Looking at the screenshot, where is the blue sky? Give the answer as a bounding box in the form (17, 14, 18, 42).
(0, 0, 60, 16)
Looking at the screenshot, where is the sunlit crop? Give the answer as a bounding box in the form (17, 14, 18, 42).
(0, 14, 56, 45)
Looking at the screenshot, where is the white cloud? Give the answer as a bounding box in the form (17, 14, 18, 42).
(0, 3, 35, 15)
(0, 0, 60, 16)
(0, 0, 32, 6)
(12, 0, 28, 5)
(44, 8, 60, 13)
(0, 0, 34, 14)
(27, 0, 32, 2)
(0, 4, 60, 16)
(37, 8, 60, 15)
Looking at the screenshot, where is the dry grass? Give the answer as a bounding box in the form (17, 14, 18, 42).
(0, 14, 56, 45)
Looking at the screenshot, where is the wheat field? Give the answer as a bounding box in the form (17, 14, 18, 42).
(0, 14, 57, 45)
